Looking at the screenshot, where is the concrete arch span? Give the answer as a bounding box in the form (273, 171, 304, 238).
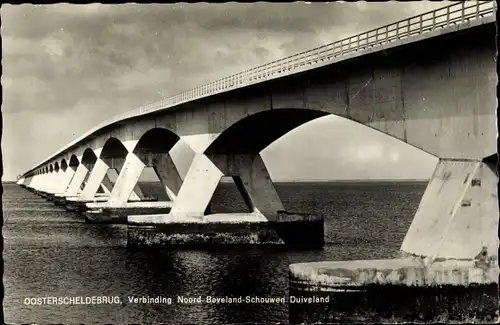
(77, 137, 134, 201)
(168, 106, 497, 260)
(75, 127, 189, 205)
(174, 107, 434, 221)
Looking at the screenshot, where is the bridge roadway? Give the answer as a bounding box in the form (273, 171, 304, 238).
(16, 2, 499, 319)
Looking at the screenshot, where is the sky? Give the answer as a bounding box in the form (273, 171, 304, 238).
(1, 2, 451, 182)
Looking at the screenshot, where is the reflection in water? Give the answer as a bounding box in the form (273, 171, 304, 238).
(3, 182, 425, 323)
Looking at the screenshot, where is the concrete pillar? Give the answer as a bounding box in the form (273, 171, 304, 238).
(65, 164, 89, 196)
(31, 173, 41, 191)
(151, 153, 183, 201)
(37, 173, 50, 192)
(169, 153, 284, 220)
(232, 154, 285, 217)
(401, 159, 498, 261)
(21, 176, 32, 187)
(53, 168, 76, 194)
(28, 174, 39, 189)
(169, 154, 224, 219)
(107, 153, 146, 205)
(106, 159, 144, 201)
(100, 174, 115, 193)
(80, 159, 109, 201)
(79, 169, 92, 193)
(42, 171, 57, 193)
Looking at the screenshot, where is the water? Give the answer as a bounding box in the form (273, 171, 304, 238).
(3, 181, 426, 324)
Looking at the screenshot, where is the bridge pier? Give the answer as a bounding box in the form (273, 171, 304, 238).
(54, 164, 89, 205)
(289, 158, 498, 322)
(82, 152, 177, 223)
(127, 153, 324, 248)
(65, 159, 110, 211)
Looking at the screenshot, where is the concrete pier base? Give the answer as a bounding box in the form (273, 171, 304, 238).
(35, 190, 52, 199)
(83, 201, 173, 224)
(45, 193, 56, 201)
(54, 193, 107, 205)
(127, 212, 324, 248)
(288, 258, 499, 323)
(65, 196, 110, 212)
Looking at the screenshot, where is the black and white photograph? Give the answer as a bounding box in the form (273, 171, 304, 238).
(1, 1, 498, 323)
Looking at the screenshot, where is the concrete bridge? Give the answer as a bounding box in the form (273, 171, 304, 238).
(18, 0, 497, 267)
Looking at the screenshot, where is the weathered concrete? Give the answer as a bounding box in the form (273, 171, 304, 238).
(142, 152, 183, 201)
(21, 17, 496, 180)
(127, 212, 324, 248)
(106, 153, 146, 205)
(17, 8, 497, 260)
(288, 157, 499, 321)
(289, 258, 498, 290)
(84, 201, 171, 223)
(289, 258, 499, 323)
(167, 153, 285, 220)
(65, 163, 89, 196)
(79, 159, 109, 201)
(124, 152, 320, 246)
(401, 159, 498, 260)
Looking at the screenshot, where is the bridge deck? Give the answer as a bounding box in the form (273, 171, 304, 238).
(20, 1, 497, 177)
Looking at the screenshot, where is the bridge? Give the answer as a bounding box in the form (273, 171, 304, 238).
(18, 0, 497, 267)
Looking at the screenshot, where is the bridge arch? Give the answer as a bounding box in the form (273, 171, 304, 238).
(206, 109, 328, 155)
(204, 108, 435, 157)
(54, 161, 60, 172)
(133, 127, 181, 156)
(61, 158, 68, 172)
(49, 164, 54, 173)
(81, 148, 98, 168)
(69, 154, 79, 169)
(100, 137, 128, 161)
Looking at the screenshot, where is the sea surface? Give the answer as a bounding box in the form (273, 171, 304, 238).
(3, 181, 426, 324)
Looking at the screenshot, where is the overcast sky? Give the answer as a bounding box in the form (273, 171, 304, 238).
(2, 2, 450, 182)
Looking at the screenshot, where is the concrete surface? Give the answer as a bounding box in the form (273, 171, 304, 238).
(127, 212, 324, 248)
(289, 258, 499, 291)
(289, 257, 499, 323)
(401, 160, 498, 260)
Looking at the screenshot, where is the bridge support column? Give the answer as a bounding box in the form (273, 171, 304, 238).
(400, 159, 498, 261)
(100, 174, 114, 194)
(151, 153, 183, 201)
(289, 158, 498, 323)
(34, 174, 47, 193)
(43, 171, 62, 200)
(64, 164, 89, 197)
(80, 159, 109, 201)
(35, 173, 52, 197)
(84, 152, 175, 224)
(128, 153, 323, 248)
(50, 168, 76, 197)
(105, 160, 145, 201)
(166, 153, 286, 219)
(52, 167, 79, 205)
(65, 159, 109, 212)
(107, 153, 146, 205)
(27, 174, 38, 190)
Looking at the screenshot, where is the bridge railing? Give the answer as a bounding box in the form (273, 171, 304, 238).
(93, 1, 497, 129)
(127, 0, 496, 117)
(24, 1, 496, 175)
